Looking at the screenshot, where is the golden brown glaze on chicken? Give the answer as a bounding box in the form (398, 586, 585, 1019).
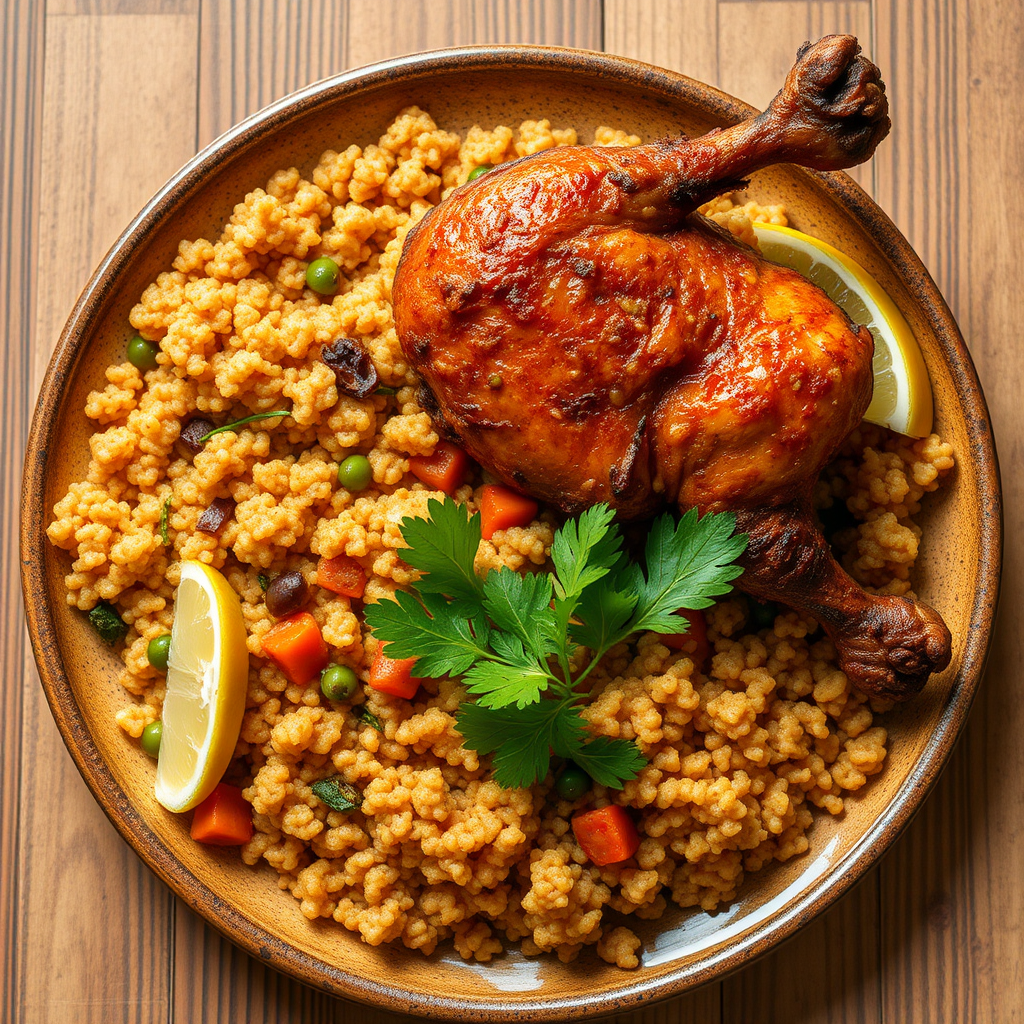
(393, 35, 951, 701)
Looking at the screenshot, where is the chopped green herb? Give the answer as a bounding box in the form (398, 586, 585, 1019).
(364, 498, 747, 790)
(375, 385, 399, 396)
(355, 705, 382, 731)
(310, 777, 362, 813)
(199, 409, 291, 443)
(257, 573, 270, 592)
(159, 495, 172, 546)
(88, 602, 128, 645)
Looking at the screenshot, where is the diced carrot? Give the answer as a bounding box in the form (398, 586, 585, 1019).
(407, 442, 470, 494)
(572, 805, 640, 866)
(368, 645, 420, 699)
(190, 783, 254, 846)
(479, 484, 539, 540)
(317, 554, 367, 599)
(658, 608, 710, 669)
(260, 611, 329, 684)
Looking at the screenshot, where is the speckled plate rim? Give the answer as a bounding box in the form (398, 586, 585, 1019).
(21, 44, 1002, 1022)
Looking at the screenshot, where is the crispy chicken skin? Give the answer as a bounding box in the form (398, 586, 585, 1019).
(393, 36, 951, 700)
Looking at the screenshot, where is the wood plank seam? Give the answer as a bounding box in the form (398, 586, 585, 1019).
(2, 0, 43, 1019)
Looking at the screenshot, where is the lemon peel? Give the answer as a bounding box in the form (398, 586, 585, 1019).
(753, 221, 933, 437)
(154, 561, 248, 813)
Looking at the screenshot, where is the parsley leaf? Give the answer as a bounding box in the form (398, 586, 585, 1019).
(482, 567, 556, 659)
(569, 582, 636, 653)
(310, 777, 362, 812)
(462, 659, 552, 709)
(354, 705, 382, 730)
(548, 504, 624, 671)
(621, 509, 748, 635)
(457, 700, 585, 788)
(550, 503, 621, 598)
(88, 602, 128, 645)
(363, 590, 491, 677)
(572, 736, 648, 789)
(398, 497, 484, 607)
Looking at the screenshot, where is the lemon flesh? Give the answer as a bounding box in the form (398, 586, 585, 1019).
(154, 561, 249, 813)
(753, 222, 933, 437)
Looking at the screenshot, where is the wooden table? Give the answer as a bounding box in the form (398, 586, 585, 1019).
(4, 2, 1019, 1021)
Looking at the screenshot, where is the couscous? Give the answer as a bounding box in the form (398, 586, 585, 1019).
(47, 108, 954, 967)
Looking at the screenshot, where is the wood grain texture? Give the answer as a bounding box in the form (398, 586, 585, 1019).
(874, 0, 1024, 1020)
(1, 0, 42, 1021)
(197, 0, 349, 148)
(606, 0, 871, 191)
(344, 0, 603, 68)
(48, 0, 196, 15)
(9, 1, 1022, 1022)
(16, 7, 199, 1024)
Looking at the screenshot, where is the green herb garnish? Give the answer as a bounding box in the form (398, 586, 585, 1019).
(257, 573, 270, 592)
(355, 705, 382, 730)
(159, 495, 172, 546)
(375, 385, 399, 396)
(310, 777, 362, 813)
(88, 602, 128, 645)
(364, 498, 747, 790)
(198, 409, 291, 442)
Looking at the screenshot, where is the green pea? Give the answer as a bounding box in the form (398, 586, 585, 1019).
(141, 720, 162, 758)
(555, 763, 591, 802)
(306, 256, 340, 295)
(747, 598, 780, 632)
(337, 454, 372, 492)
(127, 335, 160, 371)
(321, 664, 358, 702)
(466, 165, 494, 182)
(147, 633, 172, 671)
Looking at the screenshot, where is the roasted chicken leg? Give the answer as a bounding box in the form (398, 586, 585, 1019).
(393, 36, 951, 701)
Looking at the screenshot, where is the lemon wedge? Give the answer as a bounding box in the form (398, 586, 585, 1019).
(753, 221, 933, 437)
(154, 561, 249, 813)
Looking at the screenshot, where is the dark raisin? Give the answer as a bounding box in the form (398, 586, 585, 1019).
(320, 337, 379, 398)
(265, 570, 309, 618)
(196, 496, 233, 536)
(180, 417, 216, 455)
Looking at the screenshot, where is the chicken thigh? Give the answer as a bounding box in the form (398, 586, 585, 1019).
(393, 35, 951, 701)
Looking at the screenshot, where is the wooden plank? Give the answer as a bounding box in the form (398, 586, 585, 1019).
(604, 0, 720, 88)
(48, 0, 196, 15)
(186, 7, 607, 1021)
(715, 1, 873, 190)
(0, 0, 43, 1019)
(607, 0, 872, 194)
(17, 8, 199, 1024)
(344, 0, 603, 68)
(874, 0, 1023, 1020)
(197, 0, 349, 148)
(722, 886, 881, 1024)
(199, 0, 603, 149)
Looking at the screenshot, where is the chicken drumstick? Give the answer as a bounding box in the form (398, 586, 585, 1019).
(393, 35, 951, 701)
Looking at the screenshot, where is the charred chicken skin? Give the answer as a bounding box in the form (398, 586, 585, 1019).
(393, 36, 951, 701)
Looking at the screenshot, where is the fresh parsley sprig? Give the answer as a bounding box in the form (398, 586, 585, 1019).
(363, 497, 747, 791)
